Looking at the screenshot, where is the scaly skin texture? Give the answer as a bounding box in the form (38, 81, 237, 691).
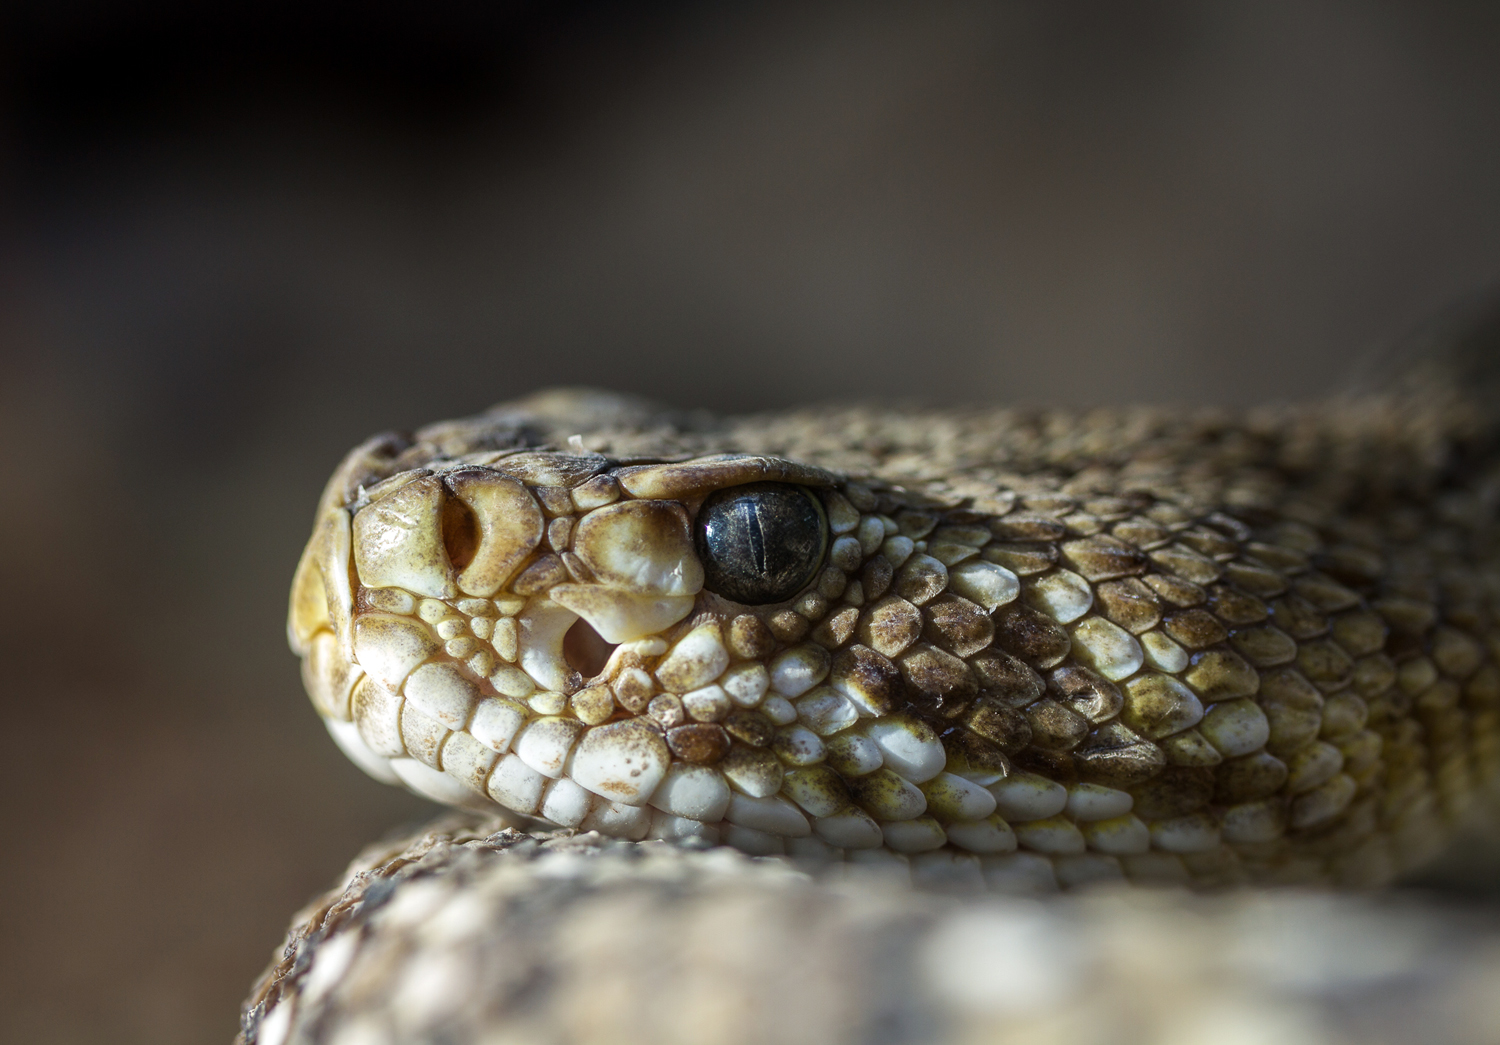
(237, 816, 1500, 1045)
(288, 371, 1500, 891)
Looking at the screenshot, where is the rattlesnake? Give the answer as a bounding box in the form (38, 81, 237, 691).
(243, 307, 1500, 1044)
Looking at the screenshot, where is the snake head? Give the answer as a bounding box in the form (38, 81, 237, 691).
(290, 426, 925, 838)
(287, 410, 1026, 854)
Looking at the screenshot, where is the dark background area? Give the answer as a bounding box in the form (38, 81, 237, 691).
(1, 2, 1499, 1042)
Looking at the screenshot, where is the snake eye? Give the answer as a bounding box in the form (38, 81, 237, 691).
(694, 482, 828, 605)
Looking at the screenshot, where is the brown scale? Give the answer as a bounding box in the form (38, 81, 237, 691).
(860, 488, 1496, 884)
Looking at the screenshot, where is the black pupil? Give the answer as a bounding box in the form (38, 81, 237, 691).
(695, 482, 827, 605)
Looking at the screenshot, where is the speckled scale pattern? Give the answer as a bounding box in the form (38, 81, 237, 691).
(288, 383, 1500, 892)
(239, 817, 1500, 1045)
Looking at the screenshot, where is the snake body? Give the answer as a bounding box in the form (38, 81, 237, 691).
(248, 330, 1500, 1044)
(287, 351, 1500, 891)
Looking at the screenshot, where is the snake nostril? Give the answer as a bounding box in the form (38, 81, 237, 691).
(564, 617, 617, 679)
(441, 496, 480, 569)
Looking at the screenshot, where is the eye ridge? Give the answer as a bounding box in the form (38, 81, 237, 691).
(695, 482, 828, 605)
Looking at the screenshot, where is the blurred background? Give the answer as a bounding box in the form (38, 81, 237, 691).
(2, 2, 1499, 1042)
